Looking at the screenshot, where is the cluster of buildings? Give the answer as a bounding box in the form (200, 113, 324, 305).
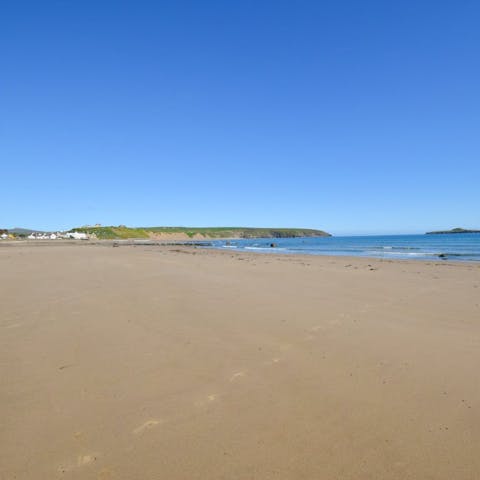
(27, 232, 60, 240)
(0, 231, 89, 240)
(26, 232, 89, 240)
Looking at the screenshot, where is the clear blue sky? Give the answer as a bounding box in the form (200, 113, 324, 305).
(2, 1, 479, 235)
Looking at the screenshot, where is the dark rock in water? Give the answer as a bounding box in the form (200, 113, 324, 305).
(438, 253, 447, 258)
(270, 243, 277, 248)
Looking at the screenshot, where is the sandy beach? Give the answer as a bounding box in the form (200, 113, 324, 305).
(1, 243, 480, 479)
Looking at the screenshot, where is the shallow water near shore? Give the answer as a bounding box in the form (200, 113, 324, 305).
(209, 233, 480, 261)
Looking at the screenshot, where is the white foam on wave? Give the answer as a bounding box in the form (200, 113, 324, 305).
(372, 250, 437, 257)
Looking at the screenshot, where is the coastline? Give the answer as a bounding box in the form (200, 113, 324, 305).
(202, 245, 480, 265)
(2, 238, 480, 264)
(1, 244, 480, 479)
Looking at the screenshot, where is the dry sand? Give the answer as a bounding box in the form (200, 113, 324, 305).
(1, 243, 480, 479)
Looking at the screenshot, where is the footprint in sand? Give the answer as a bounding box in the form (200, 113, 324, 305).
(132, 419, 162, 435)
(57, 454, 97, 474)
(77, 455, 97, 466)
(229, 371, 246, 382)
(97, 468, 114, 479)
(264, 358, 281, 366)
(195, 394, 219, 407)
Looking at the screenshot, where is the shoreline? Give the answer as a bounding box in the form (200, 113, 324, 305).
(203, 245, 480, 264)
(2, 239, 480, 265)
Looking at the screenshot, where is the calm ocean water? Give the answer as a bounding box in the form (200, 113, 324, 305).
(207, 234, 480, 262)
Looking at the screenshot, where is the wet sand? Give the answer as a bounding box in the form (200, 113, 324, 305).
(1, 243, 480, 479)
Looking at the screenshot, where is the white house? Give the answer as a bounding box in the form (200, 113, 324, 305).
(65, 232, 88, 240)
(49, 233, 57, 240)
(0, 233, 7, 239)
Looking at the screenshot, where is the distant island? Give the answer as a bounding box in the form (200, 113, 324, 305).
(426, 227, 480, 235)
(70, 225, 331, 240)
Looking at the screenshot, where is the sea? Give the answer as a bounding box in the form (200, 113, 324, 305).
(207, 234, 480, 262)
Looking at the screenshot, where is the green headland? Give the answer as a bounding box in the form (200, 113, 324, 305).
(70, 226, 331, 240)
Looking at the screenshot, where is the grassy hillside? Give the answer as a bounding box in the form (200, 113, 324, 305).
(71, 226, 150, 239)
(71, 226, 331, 240)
